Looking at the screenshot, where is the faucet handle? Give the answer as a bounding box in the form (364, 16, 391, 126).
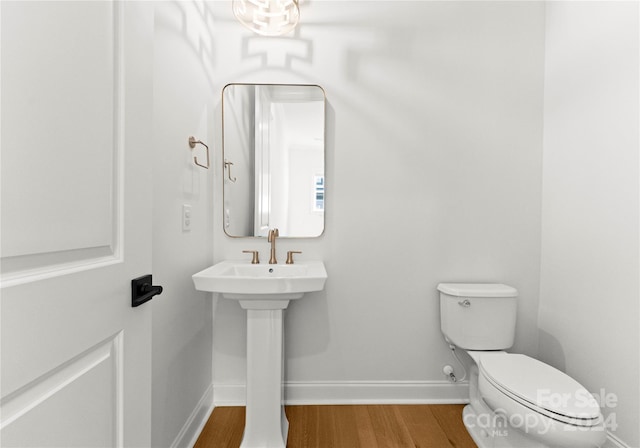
(285, 251, 302, 265)
(242, 250, 260, 264)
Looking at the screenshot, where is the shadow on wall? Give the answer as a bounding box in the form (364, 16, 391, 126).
(210, 0, 544, 201)
(537, 330, 566, 372)
(220, 0, 430, 150)
(164, 0, 544, 184)
(157, 1, 221, 91)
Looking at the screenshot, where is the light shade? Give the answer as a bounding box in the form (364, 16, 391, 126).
(233, 0, 300, 36)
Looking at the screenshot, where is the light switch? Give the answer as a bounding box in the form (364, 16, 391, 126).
(182, 204, 192, 231)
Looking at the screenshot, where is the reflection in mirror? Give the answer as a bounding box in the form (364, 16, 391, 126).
(222, 84, 325, 238)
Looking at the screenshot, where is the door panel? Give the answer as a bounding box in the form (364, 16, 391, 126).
(1, 0, 116, 261)
(1, 334, 122, 447)
(1, 1, 153, 446)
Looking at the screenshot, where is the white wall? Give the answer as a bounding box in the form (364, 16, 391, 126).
(151, 3, 215, 446)
(540, 3, 639, 447)
(210, 1, 545, 402)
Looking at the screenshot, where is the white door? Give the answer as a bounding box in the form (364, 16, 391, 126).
(1, 2, 154, 446)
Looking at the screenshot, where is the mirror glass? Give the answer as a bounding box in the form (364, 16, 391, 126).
(222, 83, 325, 238)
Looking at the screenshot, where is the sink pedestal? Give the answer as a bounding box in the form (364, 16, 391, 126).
(239, 299, 296, 448)
(191, 261, 328, 448)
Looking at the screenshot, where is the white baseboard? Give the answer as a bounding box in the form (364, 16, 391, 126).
(170, 383, 215, 448)
(213, 383, 246, 406)
(213, 380, 469, 406)
(605, 432, 632, 448)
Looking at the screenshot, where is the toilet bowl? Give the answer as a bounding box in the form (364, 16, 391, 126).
(466, 351, 605, 447)
(437, 283, 606, 448)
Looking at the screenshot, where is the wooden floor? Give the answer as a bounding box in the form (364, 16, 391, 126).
(194, 405, 477, 448)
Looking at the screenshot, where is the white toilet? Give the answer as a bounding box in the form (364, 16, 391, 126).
(437, 283, 606, 448)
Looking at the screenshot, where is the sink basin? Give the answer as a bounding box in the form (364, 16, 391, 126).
(192, 260, 327, 302)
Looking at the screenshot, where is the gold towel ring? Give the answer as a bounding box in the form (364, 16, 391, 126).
(188, 136, 209, 169)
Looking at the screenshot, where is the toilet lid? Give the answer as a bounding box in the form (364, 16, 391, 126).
(479, 354, 601, 424)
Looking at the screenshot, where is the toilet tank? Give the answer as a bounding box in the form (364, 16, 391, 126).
(437, 283, 518, 350)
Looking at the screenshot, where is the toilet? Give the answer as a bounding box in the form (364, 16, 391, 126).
(437, 283, 606, 448)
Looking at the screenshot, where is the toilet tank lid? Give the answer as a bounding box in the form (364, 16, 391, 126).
(437, 283, 518, 298)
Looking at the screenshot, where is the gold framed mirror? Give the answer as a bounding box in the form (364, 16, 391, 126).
(222, 83, 326, 238)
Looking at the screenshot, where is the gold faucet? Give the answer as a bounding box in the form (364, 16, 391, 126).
(268, 228, 279, 264)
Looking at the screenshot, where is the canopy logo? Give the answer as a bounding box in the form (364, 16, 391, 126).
(465, 388, 618, 436)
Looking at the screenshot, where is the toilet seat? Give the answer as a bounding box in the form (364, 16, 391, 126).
(478, 353, 602, 427)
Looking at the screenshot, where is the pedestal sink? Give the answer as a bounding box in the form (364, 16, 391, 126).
(192, 260, 327, 448)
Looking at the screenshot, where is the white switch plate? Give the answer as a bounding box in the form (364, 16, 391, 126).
(182, 204, 192, 231)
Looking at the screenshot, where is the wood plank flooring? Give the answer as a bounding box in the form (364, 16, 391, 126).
(194, 405, 477, 448)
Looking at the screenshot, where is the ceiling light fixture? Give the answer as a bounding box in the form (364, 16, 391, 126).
(232, 0, 300, 37)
